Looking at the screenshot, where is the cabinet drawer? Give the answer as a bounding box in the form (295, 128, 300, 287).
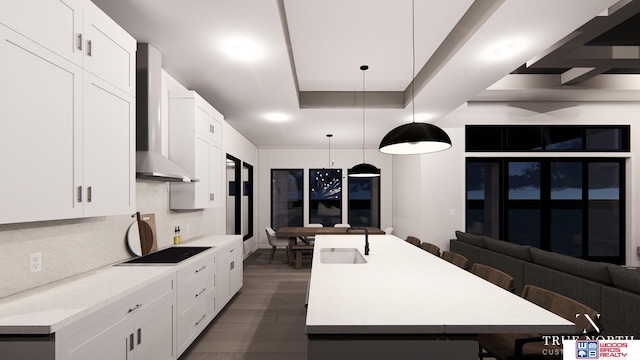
(177, 288, 214, 355)
(177, 263, 215, 314)
(177, 251, 216, 312)
(218, 240, 242, 259)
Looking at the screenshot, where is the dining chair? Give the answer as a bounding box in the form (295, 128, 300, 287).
(265, 227, 289, 264)
(406, 236, 421, 247)
(303, 223, 323, 243)
(420, 241, 441, 256)
(384, 227, 394, 235)
(470, 263, 515, 292)
(441, 251, 468, 270)
(478, 285, 601, 360)
(334, 223, 351, 228)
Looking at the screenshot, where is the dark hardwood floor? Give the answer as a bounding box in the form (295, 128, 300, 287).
(179, 248, 310, 360)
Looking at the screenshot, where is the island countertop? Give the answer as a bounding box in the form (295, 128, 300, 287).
(305, 235, 574, 335)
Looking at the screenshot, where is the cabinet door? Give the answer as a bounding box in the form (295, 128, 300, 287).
(83, 73, 135, 217)
(194, 134, 210, 209)
(83, 1, 135, 95)
(3, 0, 84, 66)
(229, 244, 244, 295)
(0, 26, 84, 224)
(77, 326, 131, 360)
(217, 253, 231, 308)
(208, 144, 224, 207)
(134, 291, 175, 360)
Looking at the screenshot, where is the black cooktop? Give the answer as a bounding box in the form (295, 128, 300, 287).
(121, 246, 212, 264)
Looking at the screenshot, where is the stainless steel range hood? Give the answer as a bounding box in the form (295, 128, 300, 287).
(136, 43, 198, 182)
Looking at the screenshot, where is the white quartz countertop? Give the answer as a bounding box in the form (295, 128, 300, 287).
(306, 235, 574, 335)
(0, 234, 240, 335)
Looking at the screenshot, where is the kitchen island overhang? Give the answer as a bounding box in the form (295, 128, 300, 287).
(305, 235, 574, 359)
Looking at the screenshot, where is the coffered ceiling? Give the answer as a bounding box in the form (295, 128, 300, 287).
(92, 0, 636, 149)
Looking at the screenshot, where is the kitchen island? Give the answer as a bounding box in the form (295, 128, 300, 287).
(306, 235, 574, 359)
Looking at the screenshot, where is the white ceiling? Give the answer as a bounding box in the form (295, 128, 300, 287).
(92, 0, 634, 149)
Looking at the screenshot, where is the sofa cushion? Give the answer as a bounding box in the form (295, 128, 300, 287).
(529, 248, 612, 285)
(454, 231, 485, 248)
(483, 237, 532, 261)
(607, 264, 640, 295)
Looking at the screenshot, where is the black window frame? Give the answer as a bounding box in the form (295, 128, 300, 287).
(466, 125, 630, 152)
(465, 157, 625, 264)
(270, 169, 304, 230)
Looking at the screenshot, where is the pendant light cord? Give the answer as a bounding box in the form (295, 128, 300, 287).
(411, 0, 416, 124)
(362, 66, 366, 162)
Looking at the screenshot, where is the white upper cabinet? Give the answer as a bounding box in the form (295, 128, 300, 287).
(169, 91, 225, 209)
(83, 73, 135, 217)
(1, 0, 135, 96)
(0, 1, 136, 224)
(83, 0, 136, 95)
(1, 0, 85, 66)
(0, 26, 84, 223)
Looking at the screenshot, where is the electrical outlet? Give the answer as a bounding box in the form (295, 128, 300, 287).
(186, 223, 191, 234)
(30, 252, 42, 273)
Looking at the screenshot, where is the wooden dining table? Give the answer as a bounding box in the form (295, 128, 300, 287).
(275, 227, 385, 269)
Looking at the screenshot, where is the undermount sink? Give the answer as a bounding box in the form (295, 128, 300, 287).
(119, 246, 212, 265)
(320, 248, 367, 264)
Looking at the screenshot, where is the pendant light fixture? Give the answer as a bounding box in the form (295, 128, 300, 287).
(349, 65, 380, 177)
(378, 0, 451, 155)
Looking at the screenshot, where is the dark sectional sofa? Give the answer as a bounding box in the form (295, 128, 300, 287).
(451, 231, 640, 338)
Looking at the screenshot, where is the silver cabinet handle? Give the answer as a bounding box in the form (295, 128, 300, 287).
(87, 40, 92, 56)
(195, 314, 206, 326)
(77, 186, 83, 202)
(129, 333, 134, 351)
(137, 328, 142, 345)
(195, 265, 206, 273)
(77, 33, 83, 51)
(127, 303, 142, 313)
(87, 186, 92, 203)
(230, 260, 234, 270)
(195, 288, 206, 298)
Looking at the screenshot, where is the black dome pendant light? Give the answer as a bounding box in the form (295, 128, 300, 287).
(378, 0, 451, 155)
(349, 65, 380, 178)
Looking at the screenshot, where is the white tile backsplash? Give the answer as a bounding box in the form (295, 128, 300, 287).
(0, 180, 223, 299)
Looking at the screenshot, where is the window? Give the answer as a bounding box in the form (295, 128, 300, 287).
(348, 176, 380, 227)
(309, 169, 342, 226)
(271, 169, 303, 229)
(466, 125, 629, 152)
(466, 158, 625, 264)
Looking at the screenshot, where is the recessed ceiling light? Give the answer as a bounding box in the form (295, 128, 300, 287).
(222, 38, 264, 62)
(265, 113, 289, 122)
(493, 44, 516, 56)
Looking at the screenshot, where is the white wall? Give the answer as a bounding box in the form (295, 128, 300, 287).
(393, 101, 639, 266)
(257, 148, 393, 248)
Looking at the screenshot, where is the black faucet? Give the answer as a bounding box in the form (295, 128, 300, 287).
(346, 227, 369, 255)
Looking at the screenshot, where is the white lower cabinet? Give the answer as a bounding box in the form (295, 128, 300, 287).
(176, 251, 217, 357)
(55, 273, 176, 360)
(3, 238, 242, 360)
(217, 240, 244, 308)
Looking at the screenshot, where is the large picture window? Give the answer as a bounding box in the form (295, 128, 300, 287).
(348, 176, 380, 228)
(309, 169, 342, 226)
(271, 169, 303, 229)
(466, 158, 625, 264)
